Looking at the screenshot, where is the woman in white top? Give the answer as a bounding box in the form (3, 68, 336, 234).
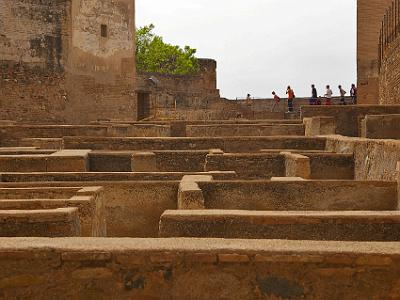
(324, 85, 333, 105)
(338, 85, 347, 105)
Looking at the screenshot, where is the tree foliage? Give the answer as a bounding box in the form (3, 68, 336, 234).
(136, 24, 199, 75)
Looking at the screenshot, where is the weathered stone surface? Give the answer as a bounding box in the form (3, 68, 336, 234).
(160, 210, 400, 241)
(0, 238, 399, 299)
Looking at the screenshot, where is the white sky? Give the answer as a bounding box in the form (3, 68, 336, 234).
(136, 0, 356, 99)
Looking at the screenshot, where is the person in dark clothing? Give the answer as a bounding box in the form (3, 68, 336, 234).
(310, 84, 318, 105)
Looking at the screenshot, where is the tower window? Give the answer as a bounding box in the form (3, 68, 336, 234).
(101, 24, 108, 38)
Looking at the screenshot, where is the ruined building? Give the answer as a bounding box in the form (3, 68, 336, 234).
(0, 0, 400, 299)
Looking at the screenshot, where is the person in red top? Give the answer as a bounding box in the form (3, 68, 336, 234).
(286, 86, 295, 112)
(271, 91, 281, 112)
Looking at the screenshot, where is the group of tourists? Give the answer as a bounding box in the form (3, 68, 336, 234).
(270, 84, 358, 112)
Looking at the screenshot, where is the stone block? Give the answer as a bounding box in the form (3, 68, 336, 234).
(47, 150, 91, 172)
(177, 175, 212, 210)
(131, 152, 157, 172)
(282, 151, 311, 179)
(304, 117, 336, 137)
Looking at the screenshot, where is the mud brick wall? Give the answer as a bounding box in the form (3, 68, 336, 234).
(357, 0, 393, 104)
(136, 59, 220, 120)
(198, 181, 397, 211)
(0, 0, 136, 123)
(361, 114, 400, 139)
(2, 238, 400, 299)
(301, 105, 400, 137)
(379, 36, 400, 105)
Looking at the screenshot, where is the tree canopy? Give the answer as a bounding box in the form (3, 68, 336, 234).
(136, 24, 199, 75)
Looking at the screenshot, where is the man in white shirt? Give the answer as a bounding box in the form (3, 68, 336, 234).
(324, 85, 333, 105)
(338, 85, 347, 105)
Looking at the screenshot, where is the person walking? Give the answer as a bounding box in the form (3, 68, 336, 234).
(350, 84, 357, 104)
(271, 91, 281, 112)
(339, 85, 347, 105)
(310, 84, 318, 105)
(286, 86, 295, 112)
(324, 85, 333, 105)
(246, 93, 252, 105)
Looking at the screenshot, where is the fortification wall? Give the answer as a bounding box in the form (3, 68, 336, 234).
(379, 34, 400, 104)
(136, 59, 220, 120)
(0, 0, 136, 124)
(357, 0, 392, 104)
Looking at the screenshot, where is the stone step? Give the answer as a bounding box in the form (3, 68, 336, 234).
(160, 210, 400, 241)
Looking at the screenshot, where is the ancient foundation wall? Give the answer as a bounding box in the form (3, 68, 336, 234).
(325, 135, 400, 181)
(2, 238, 400, 299)
(301, 105, 400, 137)
(63, 136, 327, 152)
(361, 114, 400, 139)
(198, 181, 397, 211)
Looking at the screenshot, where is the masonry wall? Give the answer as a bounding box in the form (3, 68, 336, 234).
(0, 0, 136, 124)
(136, 59, 220, 120)
(379, 34, 400, 104)
(357, 0, 392, 104)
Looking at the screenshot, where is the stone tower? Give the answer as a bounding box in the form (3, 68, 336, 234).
(0, 0, 136, 123)
(357, 0, 392, 104)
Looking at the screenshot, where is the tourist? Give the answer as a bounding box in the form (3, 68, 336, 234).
(246, 93, 252, 105)
(286, 86, 295, 112)
(271, 91, 281, 112)
(310, 84, 318, 105)
(350, 84, 357, 104)
(324, 85, 333, 105)
(339, 85, 347, 105)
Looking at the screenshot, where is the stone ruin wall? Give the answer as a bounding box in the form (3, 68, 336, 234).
(379, 34, 400, 104)
(357, 0, 392, 104)
(0, 0, 136, 124)
(136, 59, 220, 120)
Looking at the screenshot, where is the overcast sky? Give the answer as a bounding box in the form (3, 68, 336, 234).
(136, 0, 356, 99)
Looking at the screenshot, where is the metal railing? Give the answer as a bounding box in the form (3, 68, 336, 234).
(379, 0, 400, 69)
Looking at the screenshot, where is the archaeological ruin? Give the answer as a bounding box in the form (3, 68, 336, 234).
(0, 0, 400, 299)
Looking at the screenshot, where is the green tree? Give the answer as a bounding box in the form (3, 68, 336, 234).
(136, 24, 199, 75)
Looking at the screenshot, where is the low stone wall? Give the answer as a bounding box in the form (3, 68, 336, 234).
(0, 208, 80, 237)
(160, 210, 400, 241)
(205, 153, 285, 179)
(301, 105, 400, 137)
(186, 124, 305, 137)
(0, 150, 90, 172)
(325, 135, 400, 181)
(0, 181, 180, 238)
(1, 238, 400, 299)
(0, 171, 236, 183)
(361, 114, 400, 139)
(63, 136, 327, 152)
(307, 153, 354, 180)
(0, 124, 172, 147)
(0, 187, 83, 199)
(0, 196, 105, 237)
(198, 180, 397, 211)
(89, 150, 209, 172)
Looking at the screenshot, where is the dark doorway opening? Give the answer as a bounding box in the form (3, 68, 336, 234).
(137, 92, 151, 120)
